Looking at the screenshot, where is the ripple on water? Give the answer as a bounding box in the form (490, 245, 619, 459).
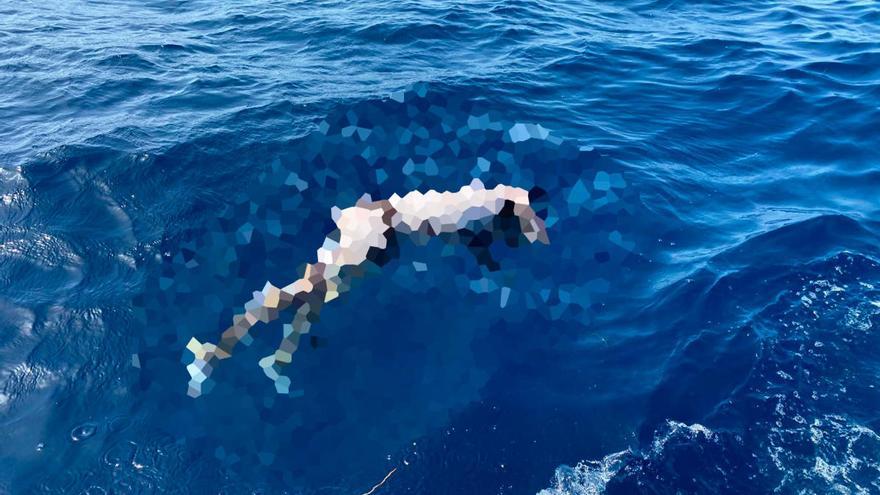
(70, 423, 98, 442)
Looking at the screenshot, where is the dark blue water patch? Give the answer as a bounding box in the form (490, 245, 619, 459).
(542, 223, 880, 494)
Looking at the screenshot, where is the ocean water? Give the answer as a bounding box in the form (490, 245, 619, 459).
(2, 1, 880, 494)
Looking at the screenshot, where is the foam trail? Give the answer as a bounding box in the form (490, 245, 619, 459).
(185, 179, 549, 397)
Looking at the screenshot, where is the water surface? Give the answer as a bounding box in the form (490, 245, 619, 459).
(1, 1, 879, 493)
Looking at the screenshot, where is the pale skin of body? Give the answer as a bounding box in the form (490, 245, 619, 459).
(185, 179, 549, 397)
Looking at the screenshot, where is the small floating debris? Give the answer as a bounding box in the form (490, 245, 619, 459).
(360, 467, 397, 495)
(70, 422, 98, 442)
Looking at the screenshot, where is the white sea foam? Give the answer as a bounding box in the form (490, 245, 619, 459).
(537, 421, 717, 495)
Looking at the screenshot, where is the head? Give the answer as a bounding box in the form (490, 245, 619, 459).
(517, 186, 549, 245)
(528, 186, 550, 221)
(518, 208, 550, 244)
(496, 185, 551, 246)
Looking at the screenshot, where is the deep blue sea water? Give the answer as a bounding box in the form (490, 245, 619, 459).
(2, 1, 880, 493)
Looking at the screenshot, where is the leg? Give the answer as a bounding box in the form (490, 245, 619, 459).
(257, 263, 364, 394)
(258, 302, 316, 394)
(185, 281, 298, 397)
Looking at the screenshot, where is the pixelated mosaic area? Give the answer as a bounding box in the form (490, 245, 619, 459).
(130, 83, 646, 489)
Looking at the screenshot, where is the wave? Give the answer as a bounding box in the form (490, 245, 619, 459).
(541, 417, 880, 494)
(541, 216, 880, 494)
